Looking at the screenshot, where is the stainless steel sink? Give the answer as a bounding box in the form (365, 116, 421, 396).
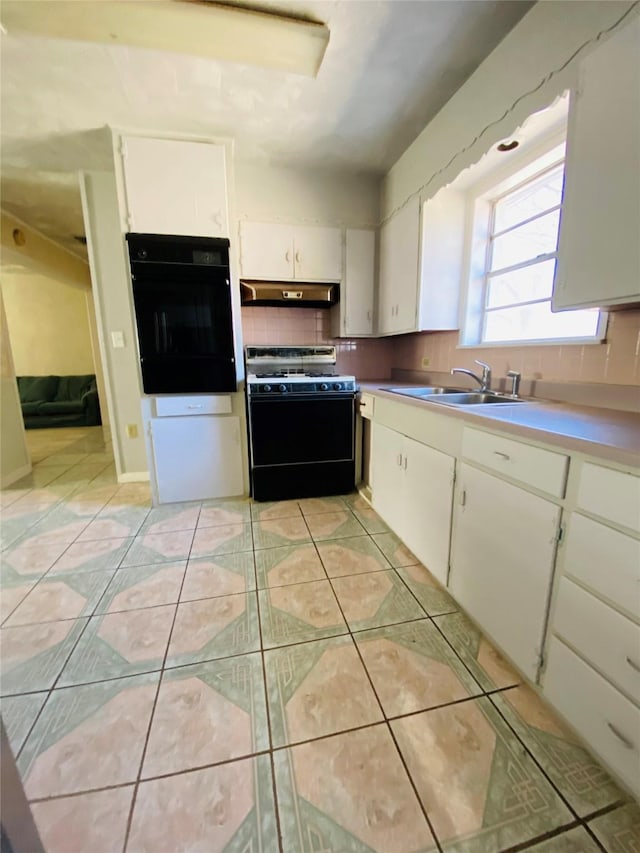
(387, 386, 461, 398)
(431, 392, 526, 406)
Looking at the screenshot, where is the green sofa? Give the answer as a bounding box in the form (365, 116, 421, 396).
(17, 375, 102, 429)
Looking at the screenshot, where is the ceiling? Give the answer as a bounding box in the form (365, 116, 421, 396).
(0, 0, 533, 259)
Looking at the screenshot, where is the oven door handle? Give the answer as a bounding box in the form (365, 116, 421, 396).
(249, 393, 356, 403)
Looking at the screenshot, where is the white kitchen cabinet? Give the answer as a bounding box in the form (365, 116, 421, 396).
(378, 187, 464, 336)
(120, 136, 229, 238)
(377, 197, 420, 335)
(449, 463, 561, 681)
(544, 637, 640, 798)
(332, 229, 375, 337)
(371, 422, 455, 584)
(553, 16, 640, 309)
(150, 414, 243, 503)
(239, 222, 342, 281)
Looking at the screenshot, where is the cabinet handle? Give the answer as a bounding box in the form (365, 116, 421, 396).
(187, 405, 203, 409)
(367, 310, 372, 321)
(607, 722, 635, 750)
(626, 656, 640, 674)
(403, 456, 408, 470)
(295, 251, 301, 263)
(285, 250, 291, 263)
(397, 453, 403, 466)
(493, 451, 511, 461)
(459, 489, 467, 507)
(212, 211, 222, 226)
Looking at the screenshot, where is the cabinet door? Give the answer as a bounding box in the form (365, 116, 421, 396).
(553, 17, 640, 309)
(402, 437, 455, 585)
(377, 218, 395, 334)
(418, 188, 464, 330)
(450, 464, 561, 681)
(239, 222, 294, 280)
(121, 137, 228, 238)
(343, 229, 375, 336)
(377, 197, 420, 334)
(152, 415, 243, 503)
(370, 422, 405, 531)
(293, 226, 342, 281)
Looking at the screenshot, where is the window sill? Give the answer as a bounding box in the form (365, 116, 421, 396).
(457, 336, 606, 349)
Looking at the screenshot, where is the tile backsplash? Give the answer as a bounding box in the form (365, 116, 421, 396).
(242, 306, 640, 386)
(392, 309, 640, 386)
(241, 307, 394, 379)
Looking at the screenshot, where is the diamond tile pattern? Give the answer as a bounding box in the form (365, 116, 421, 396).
(0, 428, 630, 853)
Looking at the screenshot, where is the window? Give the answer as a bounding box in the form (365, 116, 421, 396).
(463, 144, 604, 346)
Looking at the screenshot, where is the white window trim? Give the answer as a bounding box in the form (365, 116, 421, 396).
(458, 131, 607, 348)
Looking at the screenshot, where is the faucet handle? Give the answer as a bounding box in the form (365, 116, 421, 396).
(474, 359, 492, 389)
(506, 370, 521, 397)
(474, 359, 491, 371)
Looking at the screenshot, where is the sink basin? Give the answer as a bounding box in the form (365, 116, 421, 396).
(387, 386, 461, 398)
(431, 392, 526, 406)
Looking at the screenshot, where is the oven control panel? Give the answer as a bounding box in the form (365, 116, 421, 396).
(249, 379, 356, 395)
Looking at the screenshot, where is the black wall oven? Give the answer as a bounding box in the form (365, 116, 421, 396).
(127, 233, 237, 394)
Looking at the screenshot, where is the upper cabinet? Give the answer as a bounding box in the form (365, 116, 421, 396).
(377, 188, 463, 336)
(119, 136, 229, 238)
(239, 222, 342, 281)
(332, 228, 376, 337)
(553, 17, 640, 310)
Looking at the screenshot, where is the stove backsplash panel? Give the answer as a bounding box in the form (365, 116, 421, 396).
(241, 306, 393, 379)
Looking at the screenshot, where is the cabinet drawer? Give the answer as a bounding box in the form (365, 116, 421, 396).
(154, 395, 232, 417)
(577, 462, 640, 533)
(563, 513, 640, 620)
(553, 578, 640, 704)
(462, 427, 568, 496)
(359, 393, 375, 420)
(544, 637, 640, 797)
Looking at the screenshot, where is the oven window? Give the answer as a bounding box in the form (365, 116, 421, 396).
(132, 265, 233, 360)
(250, 397, 354, 466)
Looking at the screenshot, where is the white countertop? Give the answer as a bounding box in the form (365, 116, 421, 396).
(359, 382, 640, 468)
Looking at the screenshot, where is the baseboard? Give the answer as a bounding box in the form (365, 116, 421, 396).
(1, 463, 32, 489)
(117, 471, 150, 483)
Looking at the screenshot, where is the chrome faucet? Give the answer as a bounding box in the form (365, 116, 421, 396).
(451, 359, 492, 392)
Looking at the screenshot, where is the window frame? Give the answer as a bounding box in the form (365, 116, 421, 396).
(458, 134, 607, 349)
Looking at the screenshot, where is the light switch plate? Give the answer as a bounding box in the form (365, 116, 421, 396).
(111, 331, 125, 348)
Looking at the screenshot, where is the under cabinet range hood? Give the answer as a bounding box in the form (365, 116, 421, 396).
(240, 280, 338, 308)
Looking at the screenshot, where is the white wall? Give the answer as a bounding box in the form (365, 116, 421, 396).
(235, 162, 380, 228)
(2, 271, 95, 376)
(0, 290, 30, 487)
(382, 1, 638, 219)
(81, 171, 148, 479)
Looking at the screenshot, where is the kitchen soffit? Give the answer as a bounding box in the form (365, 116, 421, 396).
(0, 0, 533, 258)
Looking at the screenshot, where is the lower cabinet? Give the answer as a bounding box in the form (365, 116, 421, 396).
(544, 637, 640, 798)
(371, 422, 454, 584)
(150, 414, 243, 503)
(449, 463, 561, 681)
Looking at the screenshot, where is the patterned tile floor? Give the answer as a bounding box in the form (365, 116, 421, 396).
(1, 427, 638, 853)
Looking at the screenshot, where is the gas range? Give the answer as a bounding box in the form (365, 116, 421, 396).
(245, 346, 356, 395)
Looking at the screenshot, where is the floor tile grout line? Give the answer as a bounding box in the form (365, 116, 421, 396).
(254, 539, 285, 853)
(500, 820, 583, 853)
(484, 686, 595, 825)
(314, 548, 445, 851)
(121, 524, 195, 853)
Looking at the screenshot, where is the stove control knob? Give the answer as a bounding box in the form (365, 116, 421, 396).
(278, 384, 287, 393)
(320, 383, 329, 391)
(333, 382, 343, 391)
(263, 384, 271, 393)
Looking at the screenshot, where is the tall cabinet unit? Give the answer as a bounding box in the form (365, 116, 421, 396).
(119, 135, 230, 238)
(553, 16, 640, 309)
